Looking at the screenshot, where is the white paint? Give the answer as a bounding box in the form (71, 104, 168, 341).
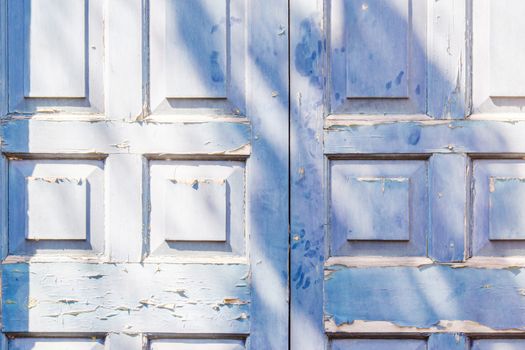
(473, 0, 525, 114)
(9, 338, 104, 350)
(150, 339, 244, 350)
(489, 0, 525, 97)
(164, 180, 227, 242)
(106, 0, 143, 119)
(25, 0, 85, 98)
(106, 154, 144, 262)
(8, 159, 104, 255)
(149, 160, 245, 256)
(26, 176, 87, 240)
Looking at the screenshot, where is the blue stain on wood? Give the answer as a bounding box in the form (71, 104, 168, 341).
(407, 127, 421, 145)
(325, 265, 525, 329)
(395, 70, 404, 85)
(294, 18, 322, 88)
(210, 50, 224, 83)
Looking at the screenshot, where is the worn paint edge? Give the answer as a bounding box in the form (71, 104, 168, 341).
(325, 319, 525, 334)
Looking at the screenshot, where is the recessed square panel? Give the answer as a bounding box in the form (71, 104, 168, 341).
(330, 159, 428, 257)
(332, 339, 426, 350)
(345, 176, 410, 241)
(8, 159, 105, 256)
(7, 0, 104, 113)
(472, 339, 525, 350)
(26, 176, 87, 240)
(149, 160, 245, 256)
(150, 0, 246, 115)
(489, 177, 525, 240)
(9, 338, 104, 350)
(164, 179, 227, 242)
(472, 160, 525, 256)
(330, 0, 426, 114)
(150, 339, 244, 350)
(346, 0, 408, 98)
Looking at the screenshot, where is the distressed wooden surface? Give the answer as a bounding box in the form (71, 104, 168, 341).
(325, 120, 525, 154)
(1, 119, 251, 155)
(106, 0, 143, 120)
(0, 0, 288, 344)
(429, 154, 467, 262)
(3, 263, 250, 333)
(325, 264, 525, 331)
(7, 0, 104, 114)
(428, 0, 468, 119)
(290, 0, 326, 349)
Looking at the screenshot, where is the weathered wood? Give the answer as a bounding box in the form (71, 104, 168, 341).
(325, 265, 525, 331)
(428, 334, 467, 350)
(429, 154, 467, 262)
(246, 0, 289, 347)
(1, 119, 251, 155)
(106, 333, 144, 350)
(332, 339, 426, 350)
(290, 0, 326, 349)
(325, 120, 525, 154)
(150, 339, 244, 350)
(6, 0, 104, 114)
(3, 263, 250, 333)
(472, 0, 525, 115)
(0, 0, 7, 118)
(472, 339, 525, 350)
(107, 154, 144, 262)
(107, 0, 143, 120)
(428, 0, 468, 119)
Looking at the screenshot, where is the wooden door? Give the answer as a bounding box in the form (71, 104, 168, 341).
(291, 0, 525, 349)
(0, 0, 289, 349)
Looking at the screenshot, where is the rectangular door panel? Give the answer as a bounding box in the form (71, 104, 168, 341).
(7, 0, 104, 114)
(473, 0, 525, 115)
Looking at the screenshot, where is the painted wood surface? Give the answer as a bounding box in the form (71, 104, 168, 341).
(0, 0, 289, 347)
(291, 0, 525, 348)
(325, 120, 525, 154)
(325, 265, 525, 331)
(3, 263, 250, 333)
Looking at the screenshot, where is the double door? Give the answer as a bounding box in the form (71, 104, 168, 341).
(2, 0, 525, 349)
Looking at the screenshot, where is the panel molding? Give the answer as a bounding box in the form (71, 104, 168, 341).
(472, 0, 525, 115)
(149, 0, 247, 117)
(329, 0, 427, 115)
(6, 0, 104, 115)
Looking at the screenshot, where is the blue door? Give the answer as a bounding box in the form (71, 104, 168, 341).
(291, 0, 525, 349)
(0, 0, 289, 349)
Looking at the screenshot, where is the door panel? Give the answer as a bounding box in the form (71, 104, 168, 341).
(0, 0, 288, 349)
(292, 0, 525, 349)
(472, 0, 525, 114)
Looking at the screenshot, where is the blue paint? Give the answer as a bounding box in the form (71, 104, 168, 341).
(210, 50, 225, 83)
(395, 70, 405, 85)
(325, 265, 525, 329)
(408, 128, 421, 145)
(489, 178, 525, 240)
(415, 84, 421, 95)
(386, 81, 392, 90)
(294, 19, 322, 87)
